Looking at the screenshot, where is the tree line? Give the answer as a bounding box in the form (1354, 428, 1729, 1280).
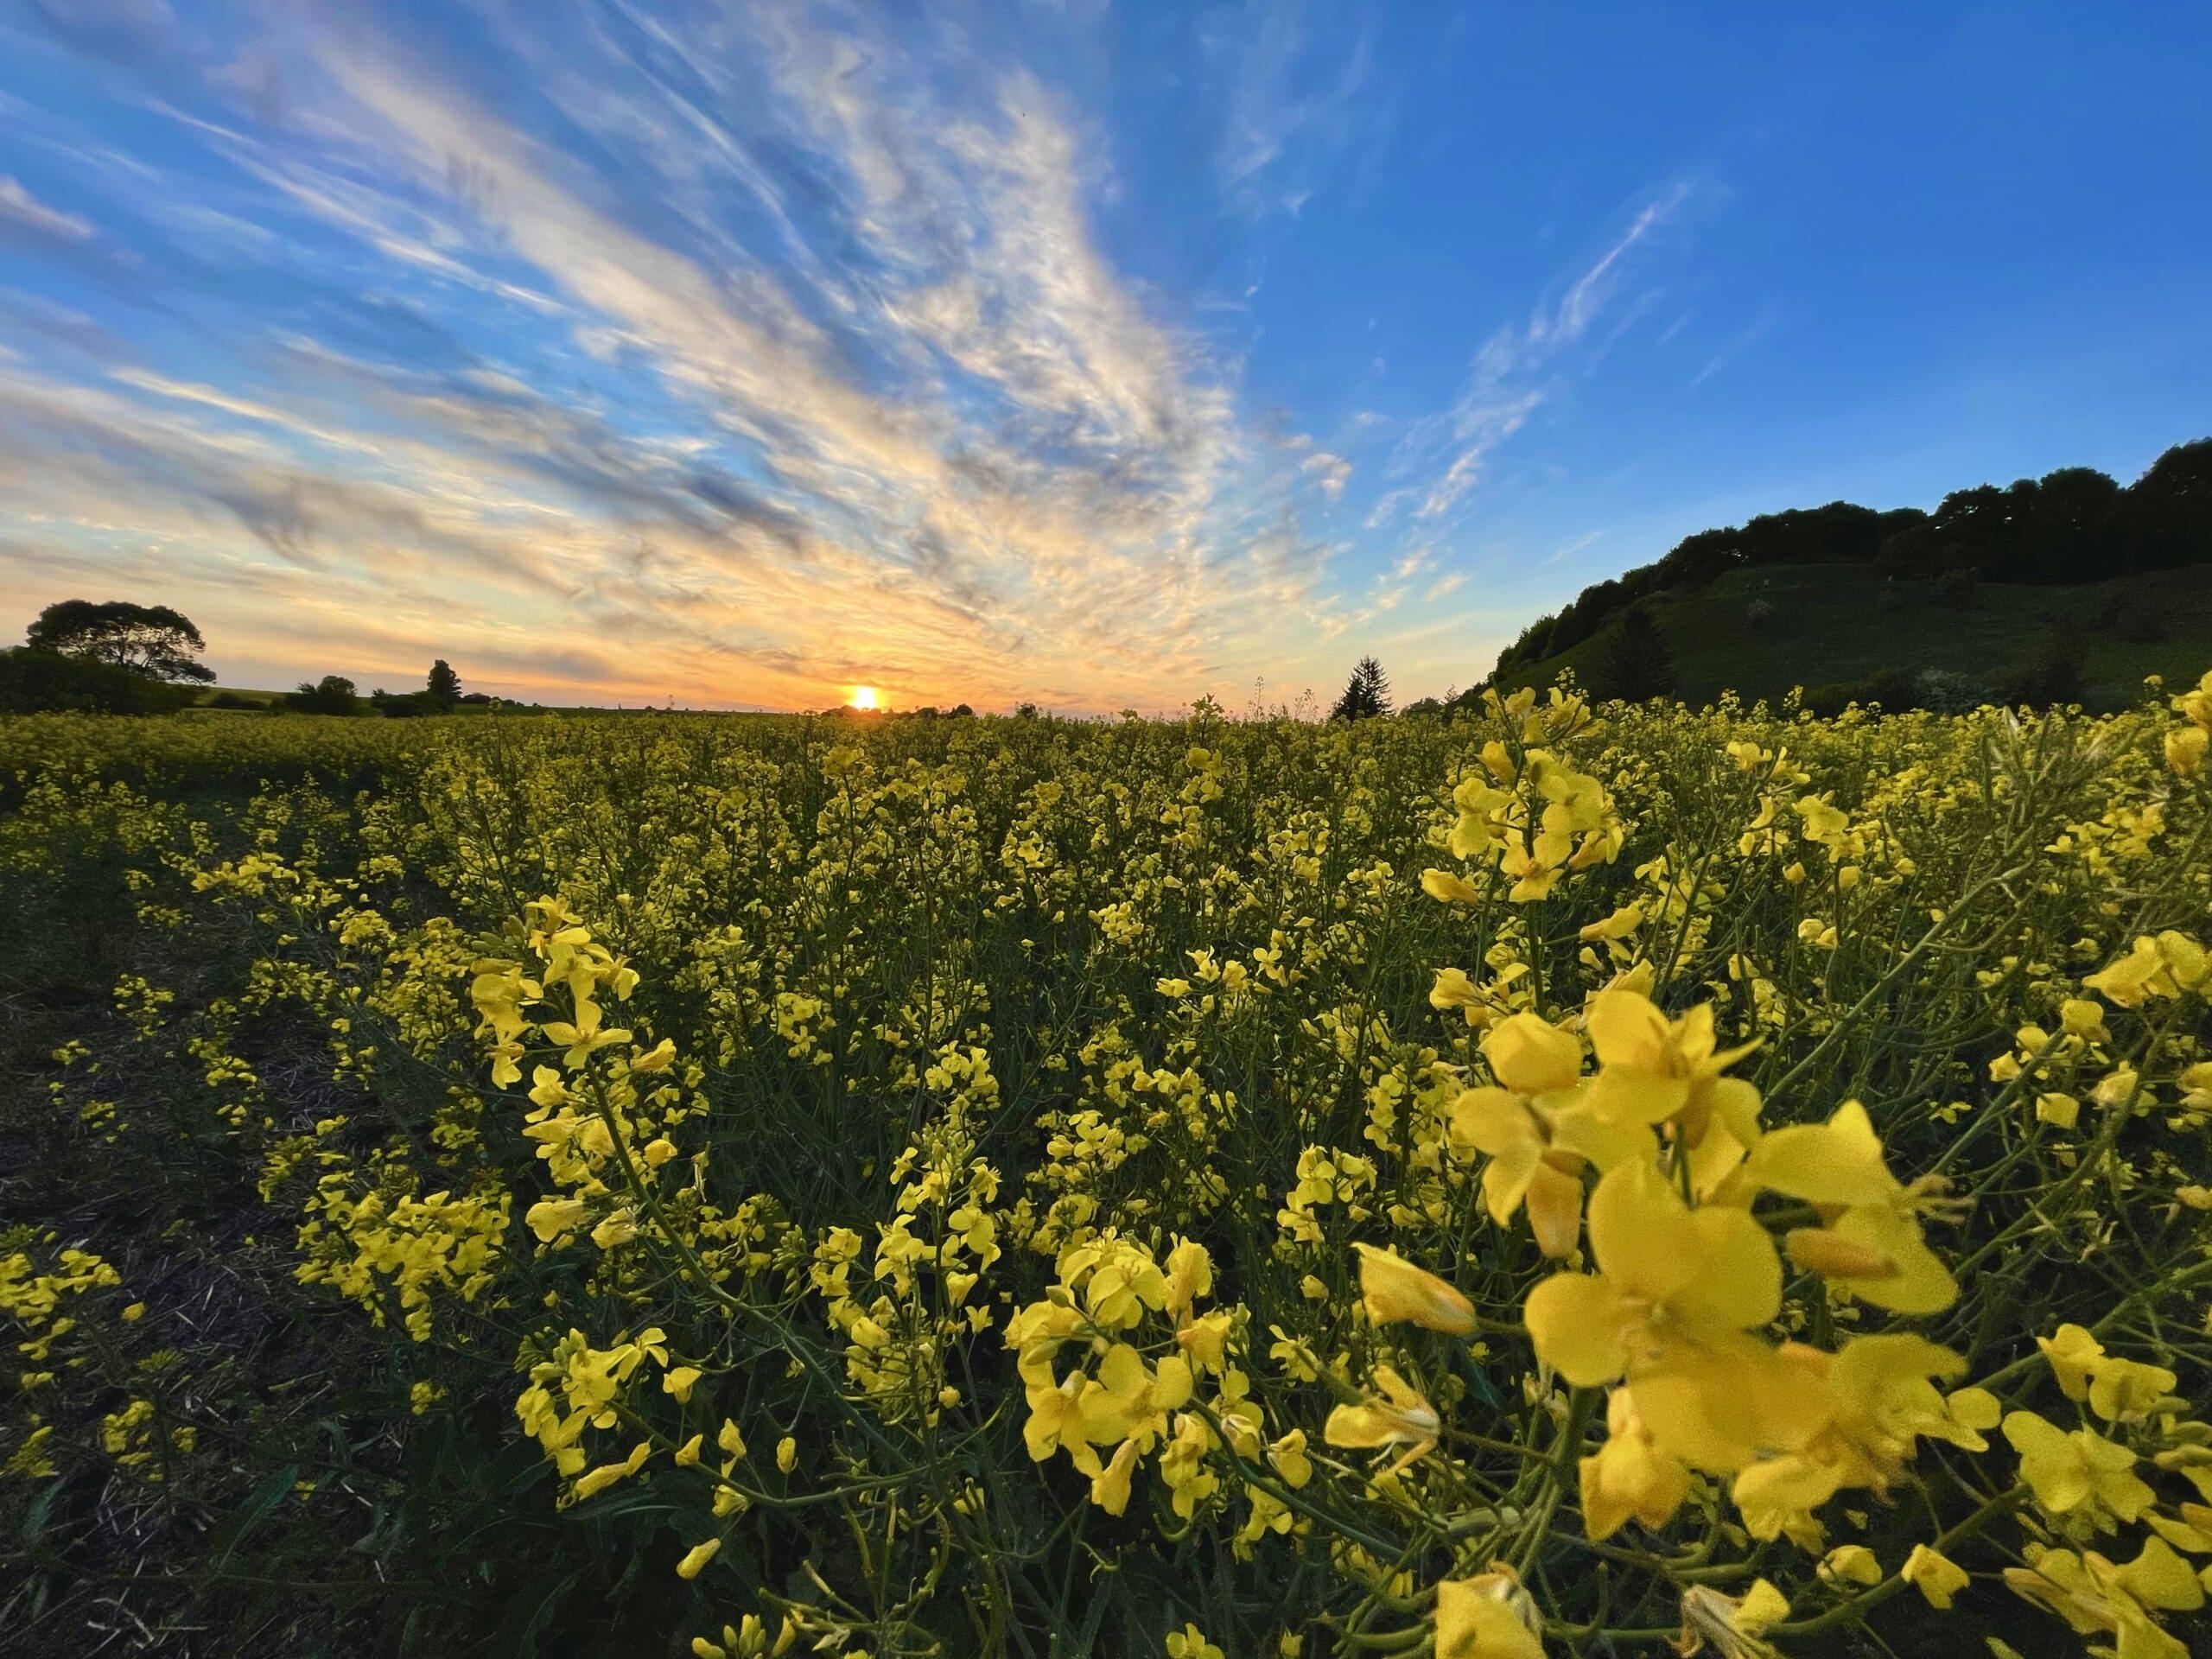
(1493, 435, 2212, 678)
(0, 598, 482, 716)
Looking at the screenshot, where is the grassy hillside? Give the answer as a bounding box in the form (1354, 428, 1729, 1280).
(1501, 563, 2212, 707)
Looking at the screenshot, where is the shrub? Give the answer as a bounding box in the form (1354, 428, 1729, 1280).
(0, 647, 199, 714)
(282, 674, 363, 715)
(1800, 667, 1923, 716)
(1986, 629, 2087, 708)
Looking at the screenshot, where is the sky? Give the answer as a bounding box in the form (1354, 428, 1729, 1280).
(1, 2, 2208, 713)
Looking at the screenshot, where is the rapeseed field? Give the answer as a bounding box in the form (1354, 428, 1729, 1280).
(3, 678, 2209, 1656)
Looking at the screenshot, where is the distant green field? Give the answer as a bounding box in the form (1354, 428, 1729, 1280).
(1502, 563, 2212, 707)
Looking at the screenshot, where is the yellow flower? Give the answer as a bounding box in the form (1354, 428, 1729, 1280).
(663, 1365, 702, 1403)
(2037, 1324, 2104, 1399)
(542, 998, 632, 1070)
(1484, 1013, 1584, 1095)
(2084, 932, 2209, 1007)
(1435, 1569, 1545, 1659)
(775, 1435, 798, 1474)
(1577, 901, 1645, 944)
(1523, 1161, 1812, 1471)
(1677, 1580, 1789, 1658)
(675, 1537, 721, 1579)
(1819, 1544, 1882, 1586)
(1088, 1436, 1139, 1516)
(629, 1037, 677, 1073)
(1267, 1428, 1313, 1489)
(1422, 868, 1484, 905)
(1730, 1334, 1979, 1544)
(2003, 1411, 2154, 1522)
(1430, 966, 1483, 1015)
(1164, 1623, 1224, 1659)
(2035, 1324, 2179, 1421)
(1354, 1243, 1477, 1336)
(1449, 1013, 1651, 1255)
(1579, 1387, 1691, 1540)
(2166, 724, 2207, 777)
(689, 1615, 794, 1659)
(1900, 1543, 1968, 1610)
(1324, 1364, 1440, 1476)
(1744, 1101, 1956, 1313)
(1580, 989, 1762, 1141)
(525, 1197, 589, 1243)
(2005, 1543, 2196, 1659)
(571, 1440, 652, 1501)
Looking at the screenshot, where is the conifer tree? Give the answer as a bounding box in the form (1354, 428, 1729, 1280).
(1331, 656, 1392, 721)
(1597, 604, 1678, 702)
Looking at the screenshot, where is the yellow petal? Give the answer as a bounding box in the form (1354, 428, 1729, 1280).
(1901, 1543, 1968, 1610)
(1585, 988, 1670, 1072)
(1422, 868, 1483, 905)
(1830, 1205, 1957, 1314)
(1586, 1161, 1697, 1302)
(1744, 1100, 1897, 1206)
(1434, 1578, 1546, 1659)
(1524, 1160, 1586, 1259)
(1483, 1014, 1583, 1096)
(1355, 1243, 1478, 1337)
(1524, 1272, 1630, 1386)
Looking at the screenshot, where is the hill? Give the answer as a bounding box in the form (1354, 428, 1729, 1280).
(1498, 562, 2212, 710)
(1483, 434, 2211, 709)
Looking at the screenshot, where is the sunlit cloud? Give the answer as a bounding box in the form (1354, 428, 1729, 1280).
(0, 2, 1713, 709)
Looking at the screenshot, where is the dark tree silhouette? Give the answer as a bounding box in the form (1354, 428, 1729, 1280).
(427, 659, 461, 705)
(1491, 435, 2212, 683)
(1331, 656, 1391, 721)
(285, 675, 360, 715)
(26, 600, 216, 683)
(1597, 604, 1678, 702)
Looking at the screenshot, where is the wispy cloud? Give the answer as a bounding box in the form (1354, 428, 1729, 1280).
(1392, 182, 1695, 523)
(0, 3, 1714, 711)
(1541, 529, 1603, 567)
(1212, 1, 1382, 217)
(1689, 300, 1781, 390)
(0, 175, 95, 240)
(0, 0, 1375, 709)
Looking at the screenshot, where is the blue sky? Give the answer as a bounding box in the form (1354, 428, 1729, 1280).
(1, 1, 2207, 710)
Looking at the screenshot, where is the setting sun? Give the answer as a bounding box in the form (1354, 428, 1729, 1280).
(848, 685, 879, 711)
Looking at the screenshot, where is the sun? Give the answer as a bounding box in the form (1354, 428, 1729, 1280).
(848, 685, 880, 711)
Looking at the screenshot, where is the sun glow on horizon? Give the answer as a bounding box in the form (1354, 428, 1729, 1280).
(849, 685, 880, 711)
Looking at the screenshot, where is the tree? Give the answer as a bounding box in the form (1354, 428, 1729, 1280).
(285, 675, 360, 715)
(0, 647, 197, 714)
(1330, 656, 1391, 721)
(25, 599, 215, 683)
(426, 659, 461, 705)
(1596, 604, 1677, 702)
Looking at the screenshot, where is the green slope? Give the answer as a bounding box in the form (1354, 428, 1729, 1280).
(1501, 563, 2212, 708)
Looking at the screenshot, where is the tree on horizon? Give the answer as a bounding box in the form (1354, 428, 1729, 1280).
(427, 658, 461, 705)
(1331, 656, 1391, 721)
(26, 600, 215, 683)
